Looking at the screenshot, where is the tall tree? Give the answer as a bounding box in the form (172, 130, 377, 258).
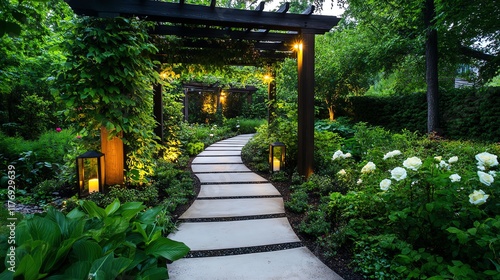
(315, 30, 371, 120)
(337, 0, 499, 132)
(424, 0, 439, 133)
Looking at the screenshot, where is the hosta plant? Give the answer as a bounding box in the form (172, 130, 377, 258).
(0, 199, 189, 279)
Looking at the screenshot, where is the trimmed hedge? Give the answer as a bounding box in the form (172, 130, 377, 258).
(338, 87, 500, 142)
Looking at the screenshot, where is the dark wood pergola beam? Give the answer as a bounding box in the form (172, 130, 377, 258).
(153, 25, 299, 43)
(65, 0, 340, 33)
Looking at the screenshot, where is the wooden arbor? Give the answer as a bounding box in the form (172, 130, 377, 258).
(66, 0, 340, 178)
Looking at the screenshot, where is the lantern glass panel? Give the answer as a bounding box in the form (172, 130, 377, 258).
(77, 151, 104, 197)
(269, 142, 286, 173)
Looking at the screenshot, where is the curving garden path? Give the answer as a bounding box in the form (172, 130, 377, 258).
(167, 134, 343, 279)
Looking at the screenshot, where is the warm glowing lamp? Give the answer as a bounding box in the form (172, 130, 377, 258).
(269, 142, 286, 173)
(76, 150, 105, 197)
(88, 178, 99, 193)
(293, 42, 303, 51)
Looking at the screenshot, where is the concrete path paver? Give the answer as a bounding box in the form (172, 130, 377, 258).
(179, 197, 285, 219)
(192, 156, 242, 164)
(191, 163, 250, 173)
(168, 247, 341, 280)
(198, 150, 241, 156)
(168, 134, 343, 279)
(196, 172, 268, 184)
(169, 218, 300, 250)
(198, 183, 280, 198)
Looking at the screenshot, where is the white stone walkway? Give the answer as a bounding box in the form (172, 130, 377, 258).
(167, 134, 343, 279)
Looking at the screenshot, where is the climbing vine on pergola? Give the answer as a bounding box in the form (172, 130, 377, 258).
(65, 0, 339, 178)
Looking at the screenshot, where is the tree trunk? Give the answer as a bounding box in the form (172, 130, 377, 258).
(424, 0, 440, 134)
(328, 105, 335, 121)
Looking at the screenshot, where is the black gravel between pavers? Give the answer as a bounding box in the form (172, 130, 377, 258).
(185, 242, 304, 258)
(179, 213, 286, 223)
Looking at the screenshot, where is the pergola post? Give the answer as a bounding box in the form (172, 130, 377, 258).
(297, 30, 315, 178)
(101, 127, 124, 185)
(153, 83, 164, 142)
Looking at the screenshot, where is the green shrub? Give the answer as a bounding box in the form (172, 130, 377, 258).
(284, 188, 309, 213)
(16, 93, 52, 140)
(328, 136, 500, 279)
(341, 87, 500, 142)
(299, 206, 331, 238)
(224, 118, 265, 134)
(0, 200, 189, 279)
(88, 184, 159, 208)
(186, 142, 205, 156)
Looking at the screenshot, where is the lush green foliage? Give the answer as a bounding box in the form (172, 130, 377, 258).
(1, 0, 73, 139)
(0, 200, 189, 279)
(0, 130, 76, 193)
(56, 16, 161, 183)
(306, 124, 499, 279)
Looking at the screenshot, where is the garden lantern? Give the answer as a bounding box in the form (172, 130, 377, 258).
(269, 142, 286, 172)
(76, 150, 105, 197)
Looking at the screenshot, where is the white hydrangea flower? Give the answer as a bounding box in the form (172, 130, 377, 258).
(391, 167, 407, 181)
(361, 162, 376, 174)
(469, 190, 489, 205)
(475, 152, 499, 168)
(403, 157, 423, 171)
(477, 171, 494, 186)
(449, 174, 461, 183)
(380, 179, 391, 191)
(448, 156, 459, 164)
(383, 150, 402, 160)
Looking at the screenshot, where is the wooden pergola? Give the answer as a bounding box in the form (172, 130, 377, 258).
(66, 0, 340, 178)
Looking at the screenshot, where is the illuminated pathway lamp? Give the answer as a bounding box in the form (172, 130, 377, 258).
(76, 151, 105, 197)
(269, 142, 286, 172)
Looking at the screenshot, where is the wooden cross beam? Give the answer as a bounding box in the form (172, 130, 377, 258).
(66, 0, 339, 33)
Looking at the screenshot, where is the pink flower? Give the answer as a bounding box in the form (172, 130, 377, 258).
(56, 127, 62, 132)
(76, 135, 82, 139)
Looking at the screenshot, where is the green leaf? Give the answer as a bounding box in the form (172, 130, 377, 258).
(89, 255, 132, 280)
(137, 206, 164, 225)
(466, 228, 477, 236)
(81, 200, 107, 219)
(104, 199, 121, 216)
(56, 261, 92, 280)
(139, 267, 169, 280)
(425, 202, 434, 212)
(119, 202, 146, 220)
(43, 238, 77, 272)
(145, 238, 190, 261)
(27, 217, 62, 247)
(73, 240, 103, 262)
(15, 254, 41, 280)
